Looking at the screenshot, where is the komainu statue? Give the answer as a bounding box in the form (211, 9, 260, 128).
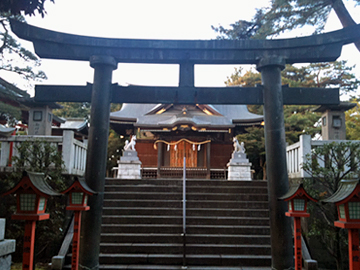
(124, 135, 136, 151)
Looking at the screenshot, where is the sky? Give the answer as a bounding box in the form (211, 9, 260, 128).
(3, 0, 360, 97)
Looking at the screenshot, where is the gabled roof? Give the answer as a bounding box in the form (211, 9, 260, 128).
(0, 124, 16, 137)
(2, 171, 61, 197)
(322, 179, 360, 204)
(61, 177, 96, 195)
(52, 118, 88, 135)
(110, 103, 263, 130)
(279, 183, 317, 202)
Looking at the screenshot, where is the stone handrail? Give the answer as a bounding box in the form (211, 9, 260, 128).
(0, 130, 87, 176)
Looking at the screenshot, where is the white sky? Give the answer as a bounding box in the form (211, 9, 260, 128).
(2, 0, 360, 96)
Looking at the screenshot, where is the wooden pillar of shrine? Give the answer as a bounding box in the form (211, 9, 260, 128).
(157, 142, 163, 178)
(206, 142, 211, 179)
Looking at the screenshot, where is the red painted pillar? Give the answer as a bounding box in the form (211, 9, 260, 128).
(348, 229, 360, 270)
(8, 130, 16, 167)
(23, 220, 36, 270)
(294, 217, 302, 270)
(72, 211, 82, 270)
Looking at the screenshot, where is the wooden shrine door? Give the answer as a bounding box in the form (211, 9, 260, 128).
(170, 141, 197, 167)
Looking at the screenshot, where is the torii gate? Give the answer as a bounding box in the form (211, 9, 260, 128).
(10, 19, 360, 270)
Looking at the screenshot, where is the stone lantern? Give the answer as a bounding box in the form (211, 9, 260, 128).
(1, 171, 61, 270)
(61, 177, 95, 270)
(279, 183, 317, 270)
(323, 179, 360, 270)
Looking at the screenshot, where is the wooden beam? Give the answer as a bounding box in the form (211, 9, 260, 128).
(10, 20, 360, 64)
(35, 84, 339, 105)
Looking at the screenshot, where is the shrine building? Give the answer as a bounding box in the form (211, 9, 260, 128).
(110, 103, 263, 178)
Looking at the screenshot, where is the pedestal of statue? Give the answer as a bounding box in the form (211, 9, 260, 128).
(0, 219, 15, 270)
(227, 152, 252, 181)
(117, 150, 142, 179)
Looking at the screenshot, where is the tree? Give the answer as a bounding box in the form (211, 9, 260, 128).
(227, 61, 359, 177)
(107, 129, 125, 176)
(53, 102, 91, 120)
(0, 0, 54, 17)
(213, 0, 360, 52)
(302, 141, 360, 269)
(0, 77, 31, 125)
(237, 126, 266, 180)
(0, 13, 47, 125)
(0, 13, 47, 82)
(0, 139, 71, 262)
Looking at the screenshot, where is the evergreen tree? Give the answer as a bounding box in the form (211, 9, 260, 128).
(0, 0, 53, 17)
(226, 61, 359, 177)
(213, 0, 360, 52)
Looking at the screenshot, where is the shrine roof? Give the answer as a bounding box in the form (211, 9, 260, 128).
(110, 103, 263, 129)
(53, 118, 88, 132)
(0, 125, 16, 137)
(322, 179, 359, 204)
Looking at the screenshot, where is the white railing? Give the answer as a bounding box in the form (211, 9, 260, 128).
(0, 130, 87, 176)
(286, 134, 360, 179)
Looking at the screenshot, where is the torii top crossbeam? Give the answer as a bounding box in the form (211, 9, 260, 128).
(10, 19, 360, 64)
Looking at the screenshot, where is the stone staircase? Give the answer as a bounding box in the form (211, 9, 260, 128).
(98, 178, 271, 269)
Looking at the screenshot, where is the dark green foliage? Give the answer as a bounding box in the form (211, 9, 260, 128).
(213, 0, 359, 40)
(212, 9, 267, 40)
(0, 0, 53, 17)
(0, 14, 47, 81)
(1, 139, 71, 262)
(11, 139, 65, 187)
(107, 129, 125, 176)
(302, 141, 360, 269)
(345, 98, 360, 140)
(0, 14, 46, 125)
(237, 127, 266, 179)
(53, 102, 91, 120)
(0, 101, 21, 125)
(284, 105, 321, 145)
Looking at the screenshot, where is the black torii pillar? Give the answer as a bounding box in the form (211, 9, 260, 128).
(257, 57, 293, 270)
(79, 55, 117, 270)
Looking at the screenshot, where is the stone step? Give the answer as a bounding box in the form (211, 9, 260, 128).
(103, 199, 269, 209)
(101, 233, 270, 245)
(104, 185, 268, 194)
(102, 207, 269, 218)
(98, 253, 271, 266)
(101, 224, 270, 235)
(101, 233, 183, 243)
(104, 192, 268, 201)
(102, 215, 270, 226)
(100, 243, 271, 255)
(65, 264, 271, 270)
(97, 178, 271, 268)
(102, 224, 182, 234)
(105, 178, 268, 187)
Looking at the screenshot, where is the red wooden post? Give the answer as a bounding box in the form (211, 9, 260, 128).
(294, 217, 302, 270)
(280, 184, 317, 270)
(71, 211, 82, 270)
(8, 129, 16, 167)
(61, 177, 95, 270)
(23, 220, 36, 270)
(348, 229, 360, 270)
